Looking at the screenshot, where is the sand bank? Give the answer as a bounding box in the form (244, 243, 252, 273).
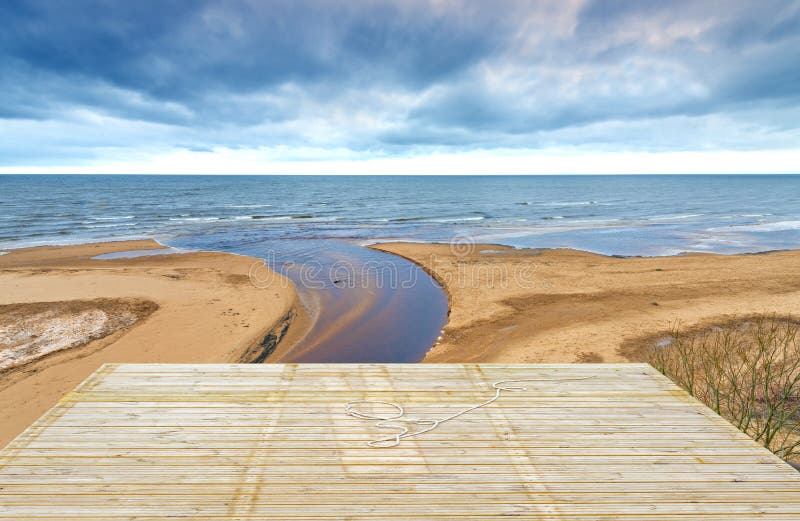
(371, 243, 800, 363)
(0, 240, 296, 447)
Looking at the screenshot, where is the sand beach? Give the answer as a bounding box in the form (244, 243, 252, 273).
(0, 239, 296, 447)
(372, 242, 800, 364)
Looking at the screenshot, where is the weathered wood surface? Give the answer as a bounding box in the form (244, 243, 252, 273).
(1, 363, 799, 520)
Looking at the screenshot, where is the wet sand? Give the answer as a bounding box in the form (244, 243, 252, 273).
(0, 240, 296, 448)
(371, 242, 800, 363)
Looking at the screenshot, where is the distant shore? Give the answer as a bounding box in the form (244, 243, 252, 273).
(0, 240, 296, 447)
(372, 242, 800, 363)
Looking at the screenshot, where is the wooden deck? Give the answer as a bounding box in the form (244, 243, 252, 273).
(1, 363, 799, 520)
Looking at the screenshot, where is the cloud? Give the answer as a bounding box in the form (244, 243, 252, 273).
(0, 0, 799, 169)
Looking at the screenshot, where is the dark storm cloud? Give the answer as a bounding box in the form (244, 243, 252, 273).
(1, 0, 799, 162)
(0, 1, 507, 106)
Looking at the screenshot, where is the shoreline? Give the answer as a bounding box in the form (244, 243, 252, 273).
(366, 237, 800, 260)
(0, 239, 298, 448)
(371, 242, 800, 363)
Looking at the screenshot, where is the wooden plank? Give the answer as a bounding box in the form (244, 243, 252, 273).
(1, 363, 799, 520)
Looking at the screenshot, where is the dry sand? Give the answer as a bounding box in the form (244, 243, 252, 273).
(0, 240, 296, 447)
(372, 242, 800, 364)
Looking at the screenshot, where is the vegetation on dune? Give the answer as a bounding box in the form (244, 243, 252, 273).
(644, 316, 800, 462)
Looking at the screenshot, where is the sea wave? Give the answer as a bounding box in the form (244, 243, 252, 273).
(648, 214, 704, 221)
(249, 215, 292, 221)
(427, 216, 485, 223)
(708, 220, 800, 233)
(166, 214, 340, 223)
(515, 201, 605, 206)
(291, 215, 339, 221)
(539, 201, 611, 207)
(81, 222, 139, 229)
(390, 216, 428, 223)
(169, 216, 219, 222)
(719, 213, 772, 220)
(490, 218, 529, 223)
(390, 216, 486, 223)
(569, 218, 621, 224)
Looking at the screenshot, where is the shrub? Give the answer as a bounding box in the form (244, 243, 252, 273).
(647, 317, 800, 462)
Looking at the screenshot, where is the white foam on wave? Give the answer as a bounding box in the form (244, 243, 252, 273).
(83, 222, 138, 229)
(718, 213, 772, 220)
(0, 234, 154, 251)
(168, 214, 339, 224)
(540, 201, 610, 207)
(649, 214, 704, 221)
(169, 216, 219, 222)
(491, 218, 529, 223)
(683, 233, 751, 252)
(709, 220, 800, 233)
(569, 218, 621, 224)
(93, 215, 134, 221)
(427, 216, 485, 223)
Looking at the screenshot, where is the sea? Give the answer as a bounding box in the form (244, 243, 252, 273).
(2, 174, 799, 256)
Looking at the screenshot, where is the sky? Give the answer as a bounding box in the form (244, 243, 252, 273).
(1, 0, 799, 174)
